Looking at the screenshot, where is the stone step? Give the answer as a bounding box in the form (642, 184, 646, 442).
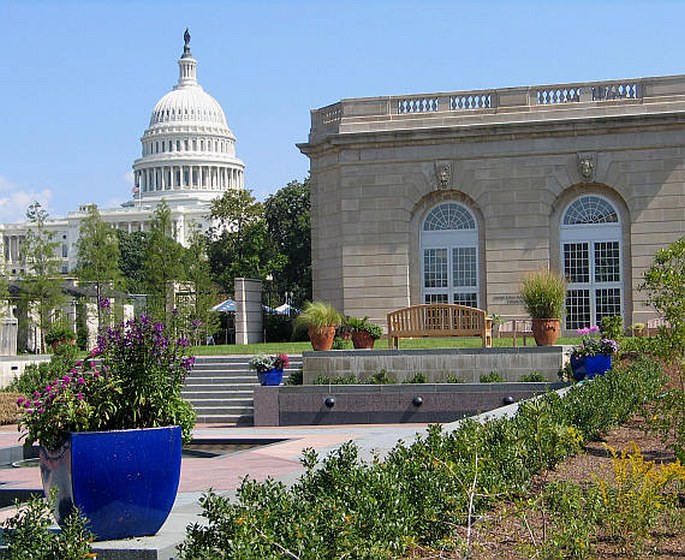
(183, 355, 301, 425)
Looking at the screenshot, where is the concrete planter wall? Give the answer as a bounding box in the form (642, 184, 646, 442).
(254, 382, 567, 427)
(302, 346, 572, 384)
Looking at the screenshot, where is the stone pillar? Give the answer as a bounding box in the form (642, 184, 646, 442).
(0, 318, 18, 356)
(234, 278, 263, 344)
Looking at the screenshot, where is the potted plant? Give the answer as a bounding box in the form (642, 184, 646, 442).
(569, 325, 618, 381)
(295, 301, 342, 351)
(347, 316, 383, 349)
(249, 353, 289, 386)
(17, 314, 196, 541)
(519, 269, 567, 346)
(44, 322, 76, 351)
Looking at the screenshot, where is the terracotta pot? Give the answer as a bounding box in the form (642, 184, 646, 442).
(351, 331, 376, 349)
(531, 318, 561, 346)
(308, 326, 336, 351)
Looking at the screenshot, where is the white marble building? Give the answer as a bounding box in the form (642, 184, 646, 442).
(1, 30, 244, 276)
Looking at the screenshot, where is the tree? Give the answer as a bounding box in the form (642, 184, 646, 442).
(180, 224, 220, 345)
(143, 202, 184, 323)
(19, 202, 65, 352)
(116, 229, 149, 296)
(75, 205, 123, 326)
(207, 189, 275, 292)
(263, 178, 311, 306)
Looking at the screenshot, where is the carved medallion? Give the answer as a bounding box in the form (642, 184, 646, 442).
(577, 153, 596, 182)
(434, 161, 452, 189)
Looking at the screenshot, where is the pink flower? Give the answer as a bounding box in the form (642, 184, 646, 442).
(589, 325, 600, 333)
(77, 377, 85, 385)
(76, 393, 84, 401)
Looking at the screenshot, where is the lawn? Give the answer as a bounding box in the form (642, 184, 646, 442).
(190, 336, 582, 355)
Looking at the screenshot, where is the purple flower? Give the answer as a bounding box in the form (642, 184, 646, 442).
(76, 393, 84, 401)
(16, 396, 25, 406)
(77, 377, 85, 385)
(98, 298, 111, 310)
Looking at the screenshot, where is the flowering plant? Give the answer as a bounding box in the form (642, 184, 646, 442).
(18, 315, 197, 450)
(571, 325, 619, 359)
(248, 353, 289, 373)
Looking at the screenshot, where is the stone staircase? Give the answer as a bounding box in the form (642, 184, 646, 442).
(182, 355, 303, 425)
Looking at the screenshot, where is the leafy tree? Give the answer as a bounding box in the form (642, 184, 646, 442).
(143, 201, 184, 322)
(207, 189, 274, 292)
(181, 224, 220, 344)
(75, 204, 123, 326)
(19, 202, 65, 352)
(264, 177, 311, 306)
(116, 229, 148, 295)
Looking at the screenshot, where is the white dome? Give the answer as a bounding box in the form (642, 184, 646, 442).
(149, 87, 228, 128)
(132, 30, 245, 204)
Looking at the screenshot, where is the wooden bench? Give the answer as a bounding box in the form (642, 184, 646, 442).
(497, 318, 533, 347)
(387, 304, 492, 349)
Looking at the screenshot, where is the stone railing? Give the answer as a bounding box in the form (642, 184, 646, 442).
(307, 74, 685, 137)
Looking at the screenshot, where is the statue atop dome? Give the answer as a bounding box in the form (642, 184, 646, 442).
(182, 28, 191, 57)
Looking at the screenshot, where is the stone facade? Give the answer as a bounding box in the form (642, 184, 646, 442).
(299, 76, 685, 332)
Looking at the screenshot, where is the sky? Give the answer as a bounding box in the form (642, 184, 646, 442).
(1, 0, 685, 223)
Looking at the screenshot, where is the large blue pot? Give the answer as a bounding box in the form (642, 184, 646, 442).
(258, 367, 283, 386)
(571, 354, 613, 381)
(39, 426, 182, 541)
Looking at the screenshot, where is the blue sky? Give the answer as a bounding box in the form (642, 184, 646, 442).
(1, 0, 684, 222)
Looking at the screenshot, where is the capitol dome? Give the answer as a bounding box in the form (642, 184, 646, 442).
(132, 30, 244, 203)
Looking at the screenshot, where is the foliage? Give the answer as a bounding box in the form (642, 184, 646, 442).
(6, 343, 79, 396)
(263, 178, 312, 307)
(366, 369, 395, 384)
(44, 322, 75, 346)
(295, 301, 341, 329)
(600, 314, 624, 340)
(75, 204, 123, 327)
(248, 353, 289, 373)
(207, 189, 275, 292)
(179, 360, 659, 559)
(178, 224, 220, 345)
(519, 269, 567, 319)
(346, 316, 383, 339)
(519, 371, 547, 382)
(571, 325, 618, 358)
(520, 445, 685, 559)
(116, 229, 149, 295)
(0, 490, 94, 559)
(18, 315, 197, 449)
(313, 374, 357, 385)
(263, 313, 295, 343)
(144, 202, 185, 323)
(403, 372, 427, 384)
(480, 371, 504, 383)
(19, 202, 66, 353)
(285, 368, 303, 385)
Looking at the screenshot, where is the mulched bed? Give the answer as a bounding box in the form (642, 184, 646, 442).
(405, 359, 685, 559)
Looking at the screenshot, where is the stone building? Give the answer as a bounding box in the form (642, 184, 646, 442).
(1, 30, 244, 276)
(299, 75, 685, 331)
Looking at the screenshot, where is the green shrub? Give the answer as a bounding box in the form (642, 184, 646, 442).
(1, 491, 94, 559)
(519, 371, 547, 382)
(5, 344, 79, 396)
(403, 372, 427, 384)
(313, 374, 357, 385)
(286, 368, 303, 385)
(178, 359, 663, 559)
(600, 315, 624, 340)
(366, 369, 395, 384)
(480, 371, 504, 383)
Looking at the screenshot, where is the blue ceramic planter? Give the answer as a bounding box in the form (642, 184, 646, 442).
(571, 354, 613, 381)
(40, 426, 182, 541)
(258, 367, 283, 386)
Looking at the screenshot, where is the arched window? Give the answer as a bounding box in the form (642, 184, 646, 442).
(420, 202, 479, 306)
(561, 195, 622, 329)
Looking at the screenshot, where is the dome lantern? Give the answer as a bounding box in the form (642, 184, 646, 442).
(177, 28, 198, 88)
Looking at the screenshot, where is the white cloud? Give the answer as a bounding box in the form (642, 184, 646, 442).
(123, 171, 135, 185)
(0, 176, 53, 223)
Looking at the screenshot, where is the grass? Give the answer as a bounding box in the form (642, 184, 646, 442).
(191, 336, 582, 355)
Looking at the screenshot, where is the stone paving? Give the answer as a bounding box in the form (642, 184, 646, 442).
(0, 421, 435, 559)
